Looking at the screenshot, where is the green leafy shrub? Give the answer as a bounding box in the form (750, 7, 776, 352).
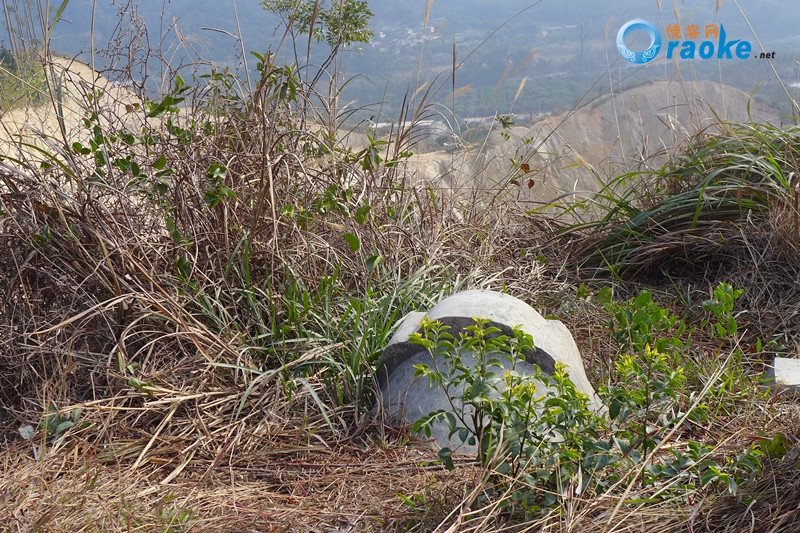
(702, 283, 744, 338)
(407, 283, 765, 518)
(597, 283, 762, 493)
(261, 0, 374, 48)
(409, 316, 612, 514)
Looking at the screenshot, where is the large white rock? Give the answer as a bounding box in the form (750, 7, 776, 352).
(375, 290, 603, 451)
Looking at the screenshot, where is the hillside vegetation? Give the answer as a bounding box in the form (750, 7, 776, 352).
(2, 2, 800, 532)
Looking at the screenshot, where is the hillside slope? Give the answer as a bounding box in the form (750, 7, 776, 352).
(406, 80, 779, 210)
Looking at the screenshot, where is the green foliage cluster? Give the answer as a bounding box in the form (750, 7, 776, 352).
(261, 0, 373, 48)
(410, 317, 609, 514)
(408, 283, 770, 518)
(0, 47, 16, 71)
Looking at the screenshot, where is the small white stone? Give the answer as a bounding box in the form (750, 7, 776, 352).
(18, 424, 34, 440)
(766, 357, 800, 391)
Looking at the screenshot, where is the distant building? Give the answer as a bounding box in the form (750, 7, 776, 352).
(371, 119, 449, 137)
(463, 116, 497, 127)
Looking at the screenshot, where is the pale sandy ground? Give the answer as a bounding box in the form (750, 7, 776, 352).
(1, 56, 142, 167)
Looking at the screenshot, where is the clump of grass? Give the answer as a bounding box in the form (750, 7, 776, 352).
(562, 121, 800, 278)
(548, 120, 800, 345)
(0, 3, 574, 530)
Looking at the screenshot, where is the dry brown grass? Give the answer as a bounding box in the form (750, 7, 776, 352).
(0, 51, 568, 532)
(1, 422, 485, 532)
(695, 447, 800, 533)
(2, 37, 800, 533)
